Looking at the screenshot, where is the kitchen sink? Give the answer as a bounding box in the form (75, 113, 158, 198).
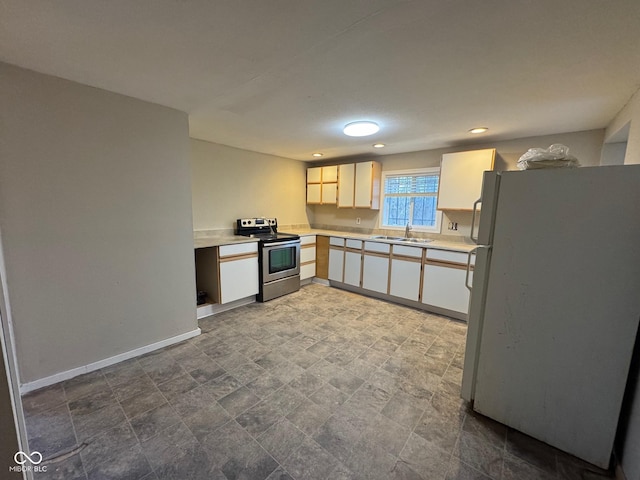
(370, 235, 433, 244)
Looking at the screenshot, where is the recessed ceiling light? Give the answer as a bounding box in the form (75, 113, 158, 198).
(372, 143, 385, 148)
(343, 121, 380, 137)
(469, 127, 489, 134)
(312, 153, 323, 157)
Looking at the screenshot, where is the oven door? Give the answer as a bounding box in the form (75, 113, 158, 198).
(262, 239, 301, 283)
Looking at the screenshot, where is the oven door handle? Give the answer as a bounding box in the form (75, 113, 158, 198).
(262, 239, 301, 249)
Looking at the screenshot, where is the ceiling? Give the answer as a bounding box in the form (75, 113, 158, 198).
(1, 1, 639, 161)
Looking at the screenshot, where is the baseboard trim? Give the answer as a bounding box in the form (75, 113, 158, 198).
(19, 327, 201, 395)
(196, 296, 255, 319)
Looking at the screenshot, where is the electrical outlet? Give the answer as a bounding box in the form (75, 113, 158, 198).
(356, 217, 361, 225)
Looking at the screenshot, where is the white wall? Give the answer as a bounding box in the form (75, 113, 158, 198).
(309, 129, 605, 238)
(605, 88, 640, 165)
(191, 139, 309, 231)
(0, 63, 197, 385)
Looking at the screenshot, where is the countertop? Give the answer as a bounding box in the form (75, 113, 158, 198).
(194, 229, 476, 253)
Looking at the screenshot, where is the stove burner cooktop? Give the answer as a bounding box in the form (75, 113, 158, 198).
(235, 218, 299, 244)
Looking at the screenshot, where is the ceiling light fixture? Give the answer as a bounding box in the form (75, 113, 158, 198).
(312, 153, 323, 157)
(343, 121, 380, 137)
(469, 127, 489, 134)
(372, 143, 385, 148)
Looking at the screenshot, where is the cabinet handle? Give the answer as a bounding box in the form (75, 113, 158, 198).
(465, 248, 477, 291)
(470, 198, 481, 244)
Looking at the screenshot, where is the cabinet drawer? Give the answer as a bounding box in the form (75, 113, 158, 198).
(301, 246, 316, 263)
(330, 237, 345, 247)
(219, 242, 258, 257)
(392, 244, 423, 258)
(346, 239, 363, 249)
(300, 262, 316, 280)
(300, 235, 316, 246)
(364, 241, 390, 254)
(426, 249, 474, 265)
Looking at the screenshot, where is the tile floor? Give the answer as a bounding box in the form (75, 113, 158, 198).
(22, 283, 613, 480)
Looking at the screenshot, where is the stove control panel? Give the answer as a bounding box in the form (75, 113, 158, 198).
(238, 218, 276, 228)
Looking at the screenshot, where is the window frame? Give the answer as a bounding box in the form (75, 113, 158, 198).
(379, 167, 442, 233)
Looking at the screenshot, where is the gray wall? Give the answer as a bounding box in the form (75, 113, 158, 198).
(309, 129, 605, 238)
(191, 139, 309, 231)
(0, 63, 197, 385)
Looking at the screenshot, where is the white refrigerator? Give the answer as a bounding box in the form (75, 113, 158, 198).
(460, 165, 640, 469)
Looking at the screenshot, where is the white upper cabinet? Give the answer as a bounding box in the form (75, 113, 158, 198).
(337, 161, 381, 209)
(437, 148, 495, 211)
(307, 165, 338, 205)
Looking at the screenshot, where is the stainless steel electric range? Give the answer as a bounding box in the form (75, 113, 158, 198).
(235, 218, 301, 302)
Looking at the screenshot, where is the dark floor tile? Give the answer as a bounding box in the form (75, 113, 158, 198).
(22, 384, 67, 416)
(201, 373, 243, 400)
(221, 439, 279, 480)
(188, 360, 226, 384)
(257, 417, 306, 464)
(505, 429, 558, 476)
(328, 369, 365, 395)
(462, 412, 507, 450)
(63, 371, 111, 402)
(85, 444, 151, 480)
(26, 403, 78, 458)
(313, 415, 363, 464)
(182, 402, 232, 441)
(218, 386, 261, 417)
(245, 373, 284, 399)
(129, 403, 181, 443)
(119, 390, 167, 419)
(227, 361, 267, 384)
(140, 357, 185, 386)
(414, 401, 464, 454)
(286, 399, 331, 436)
(79, 420, 139, 472)
(349, 382, 393, 412)
(288, 371, 324, 396)
(358, 348, 390, 367)
(266, 385, 307, 416)
(72, 403, 127, 443)
(269, 360, 306, 384)
(236, 400, 284, 437)
(110, 374, 158, 402)
(155, 373, 198, 401)
(399, 432, 451, 480)
(446, 457, 494, 480)
(502, 452, 550, 480)
(102, 359, 146, 389)
(308, 383, 349, 412)
(453, 430, 503, 479)
(35, 453, 86, 480)
(382, 391, 424, 429)
(265, 466, 294, 480)
(68, 388, 118, 416)
(362, 413, 411, 457)
(283, 437, 340, 480)
(555, 450, 614, 479)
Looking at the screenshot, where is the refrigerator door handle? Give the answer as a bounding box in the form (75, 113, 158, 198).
(470, 198, 482, 243)
(465, 248, 477, 291)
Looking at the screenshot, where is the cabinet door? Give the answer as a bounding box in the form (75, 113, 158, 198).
(219, 257, 259, 304)
(322, 165, 338, 183)
(322, 183, 337, 204)
(328, 246, 344, 282)
(422, 264, 471, 314)
(344, 250, 362, 286)
(354, 161, 373, 208)
(437, 148, 495, 210)
(307, 166, 322, 183)
(307, 184, 321, 204)
(338, 163, 355, 207)
(389, 258, 422, 301)
(362, 254, 389, 293)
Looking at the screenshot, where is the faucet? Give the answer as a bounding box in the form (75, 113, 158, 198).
(405, 222, 412, 238)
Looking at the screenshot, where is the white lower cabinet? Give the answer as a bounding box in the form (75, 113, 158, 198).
(362, 254, 389, 293)
(344, 250, 362, 286)
(389, 258, 422, 301)
(219, 256, 259, 304)
(300, 235, 316, 280)
(328, 237, 345, 282)
(422, 264, 471, 314)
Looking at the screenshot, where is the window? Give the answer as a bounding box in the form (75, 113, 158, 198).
(380, 168, 442, 232)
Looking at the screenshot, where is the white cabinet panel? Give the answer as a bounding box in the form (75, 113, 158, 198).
(329, 237, 345, 247)
(307, 167, 322, 183)
(322, 183, 337, 204)
(345, 239, 362, 249)
(219, 257, 259, 304)
(362, 254, 389, 293)
(438, 149, 495, 211)
(328, 247, 344, 282)
(338, 164, 355, 207)
(426, 248, 474, 265)
(389, 258, 421, 301)
(364, 241, 390, 254)
(354, 162, 373, 208)
(344, 251, 362, 286)
(322, 165, 338, 183)
(219, 242, 258, 257)
(307, 184, 321, 204)
(300, 246, 316, 263)
(300, 235, 316, 246)
(300, 263, 316, 280)
(422, 264, 471, 314)
(392, 245, 423, 258)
